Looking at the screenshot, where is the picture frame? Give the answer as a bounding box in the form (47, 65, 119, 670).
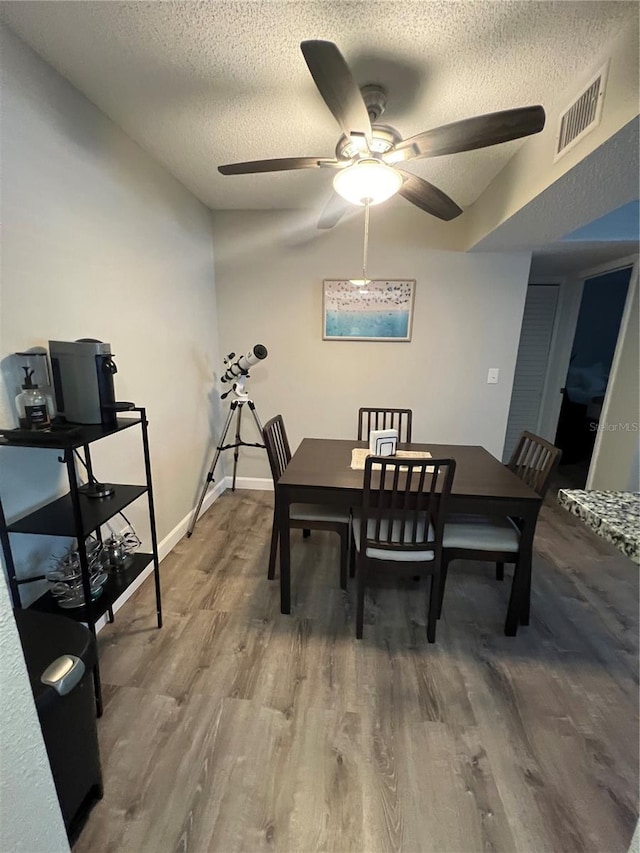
(323, 279, 415, 342)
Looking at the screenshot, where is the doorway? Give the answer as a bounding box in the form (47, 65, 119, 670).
(554, 266, 632, 488)
(503, 283, 560, 461)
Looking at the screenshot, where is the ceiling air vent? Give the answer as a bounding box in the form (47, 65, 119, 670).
(554, 63, 608, 162)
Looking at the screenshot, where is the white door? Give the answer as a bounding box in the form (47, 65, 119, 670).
(503, 284, 560, 460)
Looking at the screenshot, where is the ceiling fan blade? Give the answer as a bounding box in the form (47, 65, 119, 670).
(218, 157, 337, 175)
(317, 193, 352, 230)
(300, 40, 372, 142)
(398, 171, 463, 221)
(387, 106, 546, 162)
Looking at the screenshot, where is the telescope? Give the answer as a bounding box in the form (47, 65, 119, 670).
(221, 344, 268, 384)
(189, 342, 269, 536)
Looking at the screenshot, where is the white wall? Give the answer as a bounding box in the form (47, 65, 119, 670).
(0, 27, 220, 849)
(213, 209, 531, 479)
(589, 265, 639, 491)
(0, 575, 69, 853)
(0, 26, 222, 604)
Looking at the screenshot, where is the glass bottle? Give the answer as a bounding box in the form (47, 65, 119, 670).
(15, 367, 51, 430)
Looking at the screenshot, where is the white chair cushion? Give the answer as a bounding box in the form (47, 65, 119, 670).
(352, 515, 435, 562)
(290, 503, 350, 524)
(443, 514, 520, 552)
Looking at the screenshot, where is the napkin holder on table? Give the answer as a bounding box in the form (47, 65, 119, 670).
(369, 429, 398, 457)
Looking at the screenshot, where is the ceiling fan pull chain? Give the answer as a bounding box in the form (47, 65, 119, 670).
(362, 201, 370, 282)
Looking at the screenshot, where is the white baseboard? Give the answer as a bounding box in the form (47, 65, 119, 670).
(94, 477, 227, 632)
(157, 477, 228, 561)
(224, 476, 273, 491)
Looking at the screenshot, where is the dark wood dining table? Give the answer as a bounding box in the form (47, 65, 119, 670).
(275, 439, 543, 636)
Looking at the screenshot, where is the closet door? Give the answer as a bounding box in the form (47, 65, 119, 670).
(504, 284, 559, 460)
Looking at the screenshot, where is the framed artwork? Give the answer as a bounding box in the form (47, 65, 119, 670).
(323, 279, 415, 341)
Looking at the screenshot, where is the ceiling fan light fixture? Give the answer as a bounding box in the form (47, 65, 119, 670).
(333, 159, 403, 206)
(221, 42, 545, 228)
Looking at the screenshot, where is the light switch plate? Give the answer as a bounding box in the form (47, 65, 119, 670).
(487, 368, 499, 384)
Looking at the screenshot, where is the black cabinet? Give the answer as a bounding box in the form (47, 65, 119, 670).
(0, 409, 162, 715)
(15, 609, 103, 840)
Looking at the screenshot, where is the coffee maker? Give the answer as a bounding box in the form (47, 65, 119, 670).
(49, 339, 119, 427)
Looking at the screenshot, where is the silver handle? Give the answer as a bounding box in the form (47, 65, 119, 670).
(41, 655, 85, 696)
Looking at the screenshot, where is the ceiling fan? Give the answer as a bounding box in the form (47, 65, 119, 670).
(218, 40, 546, 229)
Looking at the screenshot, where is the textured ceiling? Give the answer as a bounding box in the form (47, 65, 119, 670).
(482, 117, 639, 276)
(475, 118, 640, 252)
(1, 1, 637, 214)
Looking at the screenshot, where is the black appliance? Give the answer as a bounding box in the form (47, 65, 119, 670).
(14, 609, 103, 842)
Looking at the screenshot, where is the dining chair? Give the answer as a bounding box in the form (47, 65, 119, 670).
(263, 415, 351, 589)
(439, 430, 561, 620)
(357, 407, 413, 444)
(351, 455, 456, 642)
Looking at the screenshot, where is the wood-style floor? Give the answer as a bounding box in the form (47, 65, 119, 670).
(75, 489, 639, 853)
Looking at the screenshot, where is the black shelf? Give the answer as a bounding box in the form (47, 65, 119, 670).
(0, 417, 142, 450)
(8, 484, 147, 537)
(29, 552, 153, 623)
(1, 405, 162, 718)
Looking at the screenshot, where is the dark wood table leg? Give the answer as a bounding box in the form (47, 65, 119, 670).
(519, 508, 538, 626)
(504, 564, 522, 636)
(504, 507, 536, 636)
(520, 565, 532, 626)
(276, 485, 291, 614)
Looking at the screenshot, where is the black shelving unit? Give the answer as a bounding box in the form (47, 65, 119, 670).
(0, 409, 162, 716)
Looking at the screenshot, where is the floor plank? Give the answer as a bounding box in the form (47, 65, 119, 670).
(73, 488, 639, 853)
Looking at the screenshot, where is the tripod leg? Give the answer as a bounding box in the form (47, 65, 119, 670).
(187, 402, 237, 537)
(231, 403, 243, 491)
(247, 400, 264, 435)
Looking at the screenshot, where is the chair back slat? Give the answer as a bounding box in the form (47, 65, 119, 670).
(358, 408, 413, 444)
(507, 431, 562, 498)
(262, 415, 292, 484)
(361, 456, 456, 557)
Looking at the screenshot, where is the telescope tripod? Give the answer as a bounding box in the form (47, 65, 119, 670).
(187, 397, 265, 537)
